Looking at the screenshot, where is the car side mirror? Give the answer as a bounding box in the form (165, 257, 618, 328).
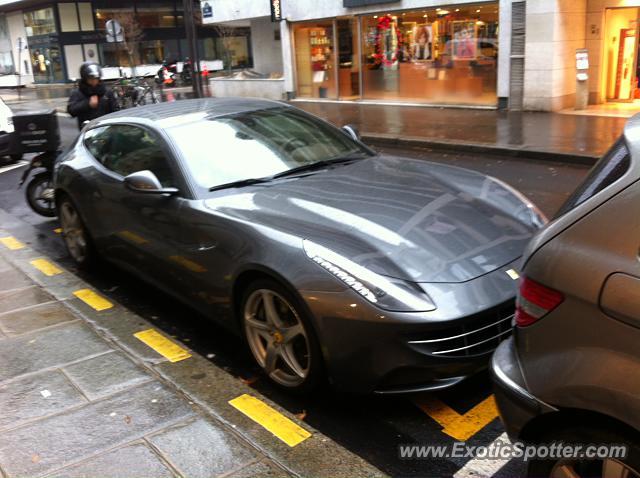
(124, 170, 178, 196)
(342, 124, 360, 142)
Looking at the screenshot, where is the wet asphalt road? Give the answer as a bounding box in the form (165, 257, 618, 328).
(0, 114, 591, 478)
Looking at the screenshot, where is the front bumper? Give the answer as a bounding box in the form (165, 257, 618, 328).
(490, 336, 557, 440)
(300, 287, 516, 394)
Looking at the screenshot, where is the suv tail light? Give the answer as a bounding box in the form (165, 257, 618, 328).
(515, 276, 564, 327)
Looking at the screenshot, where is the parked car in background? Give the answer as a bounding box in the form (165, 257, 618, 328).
(492, 115, 640, 477)
(54, 98, 546, 394)
(0, 96, 21, 165)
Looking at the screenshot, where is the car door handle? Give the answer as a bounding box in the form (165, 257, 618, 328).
(600, 273, 640, 329)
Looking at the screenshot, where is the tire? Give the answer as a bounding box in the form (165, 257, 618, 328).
(57, 195, 96, 268)
(240, 278, 324, 393)
(26, 172, 56, 217)
(526, 424, 640, 478)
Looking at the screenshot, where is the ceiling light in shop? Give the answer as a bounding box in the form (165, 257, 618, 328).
(423, 14, 427, 17)
(437, 10, 449, 15)
(373, 15, 378, 18)
(455, 9, 460, 12)
(476, 20, 485, 25)
(476, 9, 481, 12)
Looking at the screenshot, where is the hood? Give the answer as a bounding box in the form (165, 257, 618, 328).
(204, 156, 537, 283)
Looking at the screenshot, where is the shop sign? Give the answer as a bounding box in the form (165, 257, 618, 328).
(201, 1, 214, 25)
(270, 0, 282, 22)
(344, 0, 400, 6)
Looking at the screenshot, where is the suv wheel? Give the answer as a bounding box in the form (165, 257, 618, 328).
(527, 425, 640, 478)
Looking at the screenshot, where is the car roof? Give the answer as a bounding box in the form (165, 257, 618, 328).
(96, 97, 289, 128)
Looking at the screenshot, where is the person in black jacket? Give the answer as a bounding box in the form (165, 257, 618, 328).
(67, 62, 118, 130)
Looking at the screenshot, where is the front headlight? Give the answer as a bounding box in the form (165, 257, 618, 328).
(303, 240, 436, 312)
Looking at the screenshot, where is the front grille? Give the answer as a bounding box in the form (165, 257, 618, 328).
(408, 301, 514, 358)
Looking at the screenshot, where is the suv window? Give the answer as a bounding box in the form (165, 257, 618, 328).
(83, 125, 176, 187)
(555, 138, 631, 218)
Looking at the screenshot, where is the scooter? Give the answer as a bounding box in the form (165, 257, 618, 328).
(155, 62, 177, 87)
(18, 150, 58, 217)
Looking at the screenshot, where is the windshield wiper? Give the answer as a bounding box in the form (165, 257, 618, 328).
(271, 153, 368, 180)
(209, 177, 272, 192)
(208, 153, 370, 191)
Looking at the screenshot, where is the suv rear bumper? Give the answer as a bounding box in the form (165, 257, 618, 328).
(491, 337, 557, 440)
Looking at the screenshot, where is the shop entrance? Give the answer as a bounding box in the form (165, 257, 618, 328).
(292, 2, 499, 106)
(604, 7, 640, 102)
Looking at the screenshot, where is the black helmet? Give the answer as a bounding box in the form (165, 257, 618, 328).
(80, 62, 102, 81)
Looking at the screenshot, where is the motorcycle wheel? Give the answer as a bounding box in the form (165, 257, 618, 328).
(26, 172, 56, 217)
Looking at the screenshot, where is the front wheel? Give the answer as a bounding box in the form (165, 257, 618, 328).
(26, 172, 56, 217)
(527, 425, 640, 478)
(241, 279, 323, 393)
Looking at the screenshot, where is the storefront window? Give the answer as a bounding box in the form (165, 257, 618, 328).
(0, 15, 14, 75)
(361, 2, 498, 105)
(293, 21, 337, 98)
(215, 35, 251, 69)
(99, 42, 132, 67)
(136, 2, 176, 28)
(94, 7, 134, 30)
(30, 46, 64, 82)
(139, 39, 178, 64)
(24, 8, 57, 37)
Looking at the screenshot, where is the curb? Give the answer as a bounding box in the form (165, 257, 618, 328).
(0, 218, 386, 478)
(361, 133, 599, 166)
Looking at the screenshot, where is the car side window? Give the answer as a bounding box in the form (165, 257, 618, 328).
(85, 124, 176, 187)
(83, 126, 111, 163)
(555, 138, 631, 217)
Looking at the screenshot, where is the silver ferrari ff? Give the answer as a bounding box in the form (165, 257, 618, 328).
(54, 98, 546, 393)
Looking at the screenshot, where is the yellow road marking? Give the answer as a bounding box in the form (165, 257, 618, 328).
(30, 259, 63, 276)
(0, 236, 25, 250)
(134, 329, 191, 362)
(73, 288, 113, 311)
(415, 395, 499, 441)
(229, 394, 311, 447)
(53, 228, 62, 234)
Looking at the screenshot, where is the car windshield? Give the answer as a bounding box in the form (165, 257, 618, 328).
(167, 107, 373, 191)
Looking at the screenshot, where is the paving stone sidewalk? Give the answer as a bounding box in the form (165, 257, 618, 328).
(0, 227, 384, 478)
(0, 255, 292, 478)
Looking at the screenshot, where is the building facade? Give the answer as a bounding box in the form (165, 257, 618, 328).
(210, 0, 640, 112)
(0, 0, 252, 86)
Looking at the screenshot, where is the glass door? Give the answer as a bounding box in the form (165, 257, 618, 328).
(337, 18, 360, 99)
(294, 21, 337, 99)
(605, 8, 640, 102)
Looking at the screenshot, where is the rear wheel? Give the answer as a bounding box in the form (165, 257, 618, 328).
(241, 279, 323, 393)
(527, 425, 640, 478)
(26, 172, 56, 217)
(58, 196, 96, 268)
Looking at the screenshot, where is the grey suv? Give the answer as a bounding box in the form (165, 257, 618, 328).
(492, 115, 640, 477)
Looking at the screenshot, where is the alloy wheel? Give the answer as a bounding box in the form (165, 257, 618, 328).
(244, 289, 311, 388)
(59, 201, 88, 263)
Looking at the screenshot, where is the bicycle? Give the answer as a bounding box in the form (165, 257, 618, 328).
(113, 77, 160, 109)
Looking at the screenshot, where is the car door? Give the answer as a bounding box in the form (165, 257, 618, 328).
(83, 123, 191, 291)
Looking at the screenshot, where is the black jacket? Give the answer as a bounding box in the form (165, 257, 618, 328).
(67, 81, 119, 129)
